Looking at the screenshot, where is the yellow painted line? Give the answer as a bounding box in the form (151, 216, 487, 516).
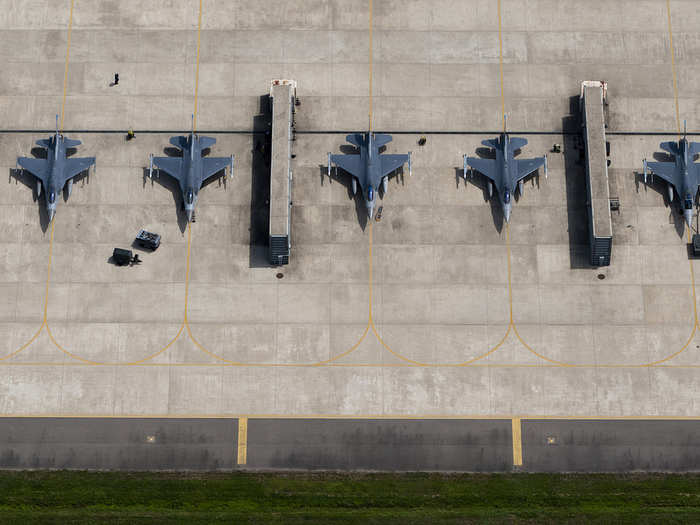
(512, 417, 522, 466)
(188, 220, 370, 365)
(666, 0, 681, 139)
(505, 0, 700, 368)
(368, 0, 373, 132)
(237, 417, 248, 464)
(7, 361, 700, 368)
(2, 414, 700, 421)
(497, 0, 505, 130)
(43, 219, 187, 365)
(192, 0, 203, 133)
(4, 0, 698, 370)
(368, 223, 509, 366)
(59, 0, 75, 133)
(11, 214, 699, 368)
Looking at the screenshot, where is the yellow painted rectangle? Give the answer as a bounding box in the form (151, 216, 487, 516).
(237, 417, 248, 465)
(512, 418, 522, 466)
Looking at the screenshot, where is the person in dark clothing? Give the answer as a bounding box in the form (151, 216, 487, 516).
(114, 73, 119, 85)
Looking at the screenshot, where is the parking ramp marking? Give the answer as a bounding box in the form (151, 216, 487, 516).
(42, 217, 187, 365)
(59, 0, 75, 132)
(237, 417, 248, 465)
(193, 0, 203, 133)
(508, 0, 699, 367)
(4, 0, 700, 370)
(368, 0, 373, 132)
(666, 0, 681, 139)
(497, 0, 505, 129)
(512, 417, 522, 466)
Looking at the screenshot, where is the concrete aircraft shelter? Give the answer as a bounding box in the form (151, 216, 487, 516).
(1, 0, 700, 471)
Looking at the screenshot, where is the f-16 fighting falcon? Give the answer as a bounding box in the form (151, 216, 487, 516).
(643, 122, 700, 229)
(149, 118, 234, 222)
(327, 133, 411, 219)
(16, 115, 95, 222)
(463, 116, 547, 223)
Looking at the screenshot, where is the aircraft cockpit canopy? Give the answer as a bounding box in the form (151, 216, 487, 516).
(186, 189, 194, 205)
(48, 191, 56, 204)
(367, 186, 374, 201)
(684, 194, 693, 210)
(504, 189, 511, 204)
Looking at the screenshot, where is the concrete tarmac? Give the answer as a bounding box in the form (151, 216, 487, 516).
(1, 0, 700, 472)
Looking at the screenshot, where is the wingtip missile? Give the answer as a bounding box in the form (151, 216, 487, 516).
(643, 158, 647, 184)
(544, 154, 548, 179)
(327, 152, 332, 178)
(462, 154, 468, 180)
(408, 151, 412, 177)
(230, 155, 235, 179)
(148, 153, 154, 179)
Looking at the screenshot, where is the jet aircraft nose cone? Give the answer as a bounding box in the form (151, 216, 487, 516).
(48, 209, 55, 222)
(186, 209, 193, 222)
(685, 209, 693, 229)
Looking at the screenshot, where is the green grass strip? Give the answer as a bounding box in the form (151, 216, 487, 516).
(0, 472, 698, 523)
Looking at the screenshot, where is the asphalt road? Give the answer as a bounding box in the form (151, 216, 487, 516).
(2, 418, 700, 471)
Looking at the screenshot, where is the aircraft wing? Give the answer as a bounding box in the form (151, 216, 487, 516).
(17, 157, 49, 184)
(379, 154, 408, 178)
(202, 157, 230, 182)
(515, 157, 545, 182)
(465, 157, 497, 182)
(646, 161, 679, 186)
(63, 157, 95, 183)
(330, 154, 363, 179)
(152, 157, 184, 181)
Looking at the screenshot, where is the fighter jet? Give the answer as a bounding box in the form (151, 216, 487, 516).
(642, 122, 700, 229)
(463, 117, 547, 223)
(149, 119, 234, 222)
(327, 133, 411, 219)
(16, 115, 95, 222)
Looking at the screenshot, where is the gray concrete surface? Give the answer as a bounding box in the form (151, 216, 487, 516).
(0, 418, 237, 470)
(522, 420, 700, 472)
(0, 0, 699, 431)
(245, 418, 512, 471)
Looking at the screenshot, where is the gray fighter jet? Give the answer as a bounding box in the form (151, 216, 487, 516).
(16, 116, 95, 222)
(643, 122, 700, 229)
(327, 133, 411, 219)
(149, 122, 234, 222)
(463, 117, 547, 223)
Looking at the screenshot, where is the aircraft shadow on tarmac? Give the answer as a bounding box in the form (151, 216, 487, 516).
(8, 146, 89, 233)
(561, 98, 598, 268)
(142, 163, 189, 234)
(249, 94, 272, 268)
(633, 152, 688, 239)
